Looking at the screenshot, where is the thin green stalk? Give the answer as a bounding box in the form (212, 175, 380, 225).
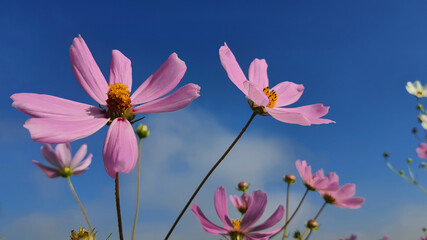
(304, 202, 327, 240)
(271, 188, 310, 239)
(115, 173, 124, 240)
(164, 112, 257, 240)
(67, 176, 93, 231)
(282, 183, 291, 240)
(131, 138, 143, 240)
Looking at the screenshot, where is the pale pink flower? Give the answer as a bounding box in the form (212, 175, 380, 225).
(192, 187, 284, 240)
(320, 182, 365, 209)
(230, 192, 250, 214)
(219, 43, 334, 126)
(295, 160, 339, 191)
(12, 36, 200, 178)
(32, 143, 92, 178)
(416, 142, 427, 159)
(345, 234, 357, 240)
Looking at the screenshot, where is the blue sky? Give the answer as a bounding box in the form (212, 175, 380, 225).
(1, 0, 427, 239)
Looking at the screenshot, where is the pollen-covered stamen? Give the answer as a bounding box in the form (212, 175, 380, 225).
(263, 86, 277, 108)
(231, 219, 241, 231)
(106, 83, 132, 119)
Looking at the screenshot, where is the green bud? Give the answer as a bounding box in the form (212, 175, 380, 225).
(293, 230, 301, 239)
(407, 158, 413, 164)
(399, 170, 404, 175)
(422, 227, 426, 232)
(421, 162, 427, 168)
(383, 152, 389, 158)
(417, 103, 424, 110)
(283, 174, 296, 184)
(136, 124, 150, 139)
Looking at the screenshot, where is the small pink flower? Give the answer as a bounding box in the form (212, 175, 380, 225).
(192, 187, 284, 240)
(320, 182, 365, 209)
(219, 43, 334, 126)
(295, 160, 339, 191)
(12, 36, 200, 178)
(379, 236, 389, 240)
(416, 142, 427, 159)
(421, 237, 427, 240)
(345, 234, 357, 240)
(32, 143, 92, 178)
(230, 192, 250, 214)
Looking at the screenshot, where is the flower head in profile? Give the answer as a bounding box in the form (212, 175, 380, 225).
(379, 236, 388, 240)
(192, 187, 284, 240)
(12, 36, 200, 178)
(32, 143, 92, 178)
(295, 160, 339, 191)
(416, 142, 427, 159)
(406, 81, 427, 98)
(219, 43, 334, 126)
(230, 192, 250, 214)
(320, 182, 365, 209)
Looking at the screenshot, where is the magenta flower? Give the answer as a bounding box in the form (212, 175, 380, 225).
(416, 142, 427, 159)
(12, 36, 200, 178)
(295, 160, 339, 191)
(219, 43, 334, 126)
(421, 237, 427, 240)
(32, 143, 92, 178)
(230, 192, 250, 214)
(320, 183, 365, 209)
(345, 234, 357, 240)
(379, 236, 389, 240)
(192, 187, 284, 240)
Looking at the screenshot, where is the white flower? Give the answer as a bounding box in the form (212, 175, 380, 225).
(419, 114, 427, 130)
(406, 81, 427, 98)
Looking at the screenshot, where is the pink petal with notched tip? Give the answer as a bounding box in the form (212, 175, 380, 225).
(239, 190, 267, 231)
(32, 160, 60, 178)
(11, 93, 106, 119)
(279, 104, 334, 124)
(102, 118, 138, 178)
(191, 203, 227, 235)
(248, 59, 269, 91)
(69, 37, 109, 105)
(109, 50, 132, 91)
(219, 43, 249, 95)
(243, 82, 269, 107)
(266, 107, 311, 126)
(131, 53, 187, 105)
(24, 117, 109, 144)
(40, 144, 62, 168)
(272, 82, 304, 107)
(70, 144, 88, 168)
(132, 83, 200, 114)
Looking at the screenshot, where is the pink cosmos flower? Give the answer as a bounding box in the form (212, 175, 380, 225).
(32, 143, 92, 178)
(12, 36, 200, 178)
(379, 236, 389, 240)
(345, 234, 357, 240)
(219, 43, 334, 126)
(295, 160, 339, 191)
(319, 182, 365, 209)
(416, 142, 427, 159)
(421, 237, 427, 240)
(230, 192, 250, 214)
(192, 187, 284, 240)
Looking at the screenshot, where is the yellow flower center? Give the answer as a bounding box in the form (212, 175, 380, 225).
(231, 219, 241, 231)
(106, 83, 133, 119)
(263, 86, 277, 108)
(418, 91, 423, 96)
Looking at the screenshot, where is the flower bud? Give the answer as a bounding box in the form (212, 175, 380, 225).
(417, 103, 424, 110)
(407, 158, 413, 164)
(412, 128, 418, 134)
(136, 124, 150, 139)
(306, 219, 319, 230)
(60, 167, 73, 178)
(398, 170, 404, 175)
(283, 174, 296, 184)
(293, 230, 301, 239)
(422, 227, 426, 232)
(237, 181, 249, 191)
(383, 152, 389, 158)
(421, 162, 427, 168)
(70, 227, 96, 240)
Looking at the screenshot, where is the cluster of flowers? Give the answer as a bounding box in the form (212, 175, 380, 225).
(11, 37, 349, 239)
(192, 160, 364, 240)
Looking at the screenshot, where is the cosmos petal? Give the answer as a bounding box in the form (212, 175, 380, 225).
(219, 43, 249, 95)
(109, 50, 133, 91)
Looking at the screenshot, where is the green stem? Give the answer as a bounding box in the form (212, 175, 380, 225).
(67, 176, 93, 231)
(304, 202, 327, 240)
(115, 173, 124, 240)
(271, 188, 310, 239)
(164, 112, 257, 240)
(282, 183, 291, 240)
(131, 138, 143, 240)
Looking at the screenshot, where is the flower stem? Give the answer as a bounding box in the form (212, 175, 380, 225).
(115, 173, 124, 240)
(300, 229, 310, 239)
(304, 202, 327, 240)
(282, 182, 291, 240)
(271, 188, 310, 239)
(163, 112, 257, 240)
(131, 138, 143, 240)
(67, 176, 93, 231)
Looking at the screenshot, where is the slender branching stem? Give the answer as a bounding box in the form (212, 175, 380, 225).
(67, 176, 93, 231)
(164, 112, 257, 240)
(132, 138, 143, 240)
(304, 202, 327, 240)
(115, 173, 124, 240)
(282, 183, 291, 240)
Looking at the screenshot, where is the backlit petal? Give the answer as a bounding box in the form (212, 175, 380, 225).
(109, 50, 132, 91)
(240, 190, 267, 230)
(219, 43, 249, 95)
(192, 203, 227, 235)
(55, 143, 72, 167)
(243, 82, 269, 107)
(248, 59, 269, 90)
(70, 144, 88, 168)
(32, 160, 60, 178)
(265, 108, 311, 126)
(272, 82, 304, 107)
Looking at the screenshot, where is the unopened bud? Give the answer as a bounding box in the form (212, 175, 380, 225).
(237, 181, 249, 191)
(306, 219, 319, 230)
(70, 227, 96, 240)
(136, 124, 150, 139)
(418, 115, 423, 122)
(422, 227, 426, 232)
(407, 158, 413, 164)
(412, 128, 418, 134)
(383, 152, 389, 158)
(399, 170, 404, 175)
(421, 162, 427, 168)
(283, 174, 296, 184)
(417, 104, 424, 110)
(293, 230, 301, 239)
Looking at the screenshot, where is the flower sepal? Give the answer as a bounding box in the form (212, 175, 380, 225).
(248, 100, 268, 116)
